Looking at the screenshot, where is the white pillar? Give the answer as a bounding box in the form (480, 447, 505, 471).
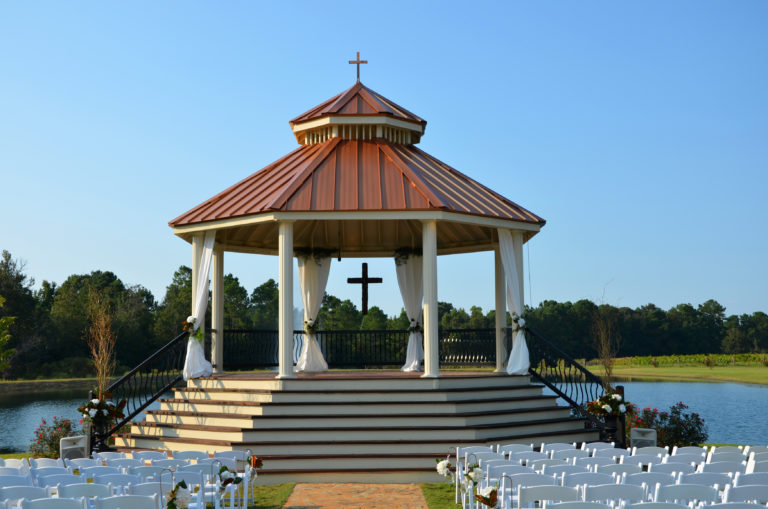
(494, 247, 506, 372)
(277, 221, 296, 379)
(513, 232, 525, 312)
(422, 219, 439, 378)
(191, 234, 203, 336)
(211, 248, 224, 373)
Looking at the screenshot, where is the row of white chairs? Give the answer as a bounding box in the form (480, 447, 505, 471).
(14, 495, 159, 509)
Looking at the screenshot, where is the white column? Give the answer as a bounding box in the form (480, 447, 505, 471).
(494, 247, 506, 372)
(514, 232, 525, 312)
(277, 221, 296, 379)
(191, 234, 203, 335)
(211, 248, 224, 373)
(422, 219, 439, 378)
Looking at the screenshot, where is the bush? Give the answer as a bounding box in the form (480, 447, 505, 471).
(29, 416, 80, 458)
(630, 402, 708, 447)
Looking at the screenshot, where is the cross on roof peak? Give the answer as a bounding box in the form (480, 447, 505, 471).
(348, 51, 368, 83)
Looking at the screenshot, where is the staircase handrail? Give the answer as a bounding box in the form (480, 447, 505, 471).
(524, 326, 607, 431)
(92, 330, 191, 450)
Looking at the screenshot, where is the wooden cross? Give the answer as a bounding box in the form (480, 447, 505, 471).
(348, 51, 368, 83)
(347, 262, 382, 315)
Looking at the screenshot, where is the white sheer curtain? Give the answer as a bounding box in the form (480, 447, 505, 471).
(498, 229, 530, 375)
(296, 255, 331, 372)
(397, 254, 424, 372)
(183, 231, 215, 381)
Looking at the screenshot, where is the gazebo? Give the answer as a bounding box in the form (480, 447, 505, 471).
(169, 79, 546, 379)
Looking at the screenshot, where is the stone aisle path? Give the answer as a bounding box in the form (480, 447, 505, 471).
(282, 483, 428, 508)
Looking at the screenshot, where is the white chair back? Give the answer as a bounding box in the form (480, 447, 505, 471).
(104, 459, 144, 469)
(633, 447, 669, 457)
(596, 464, 642, 476)
(723, 484, 768, 503)
(621, 454, 665, 467)
(518, 484, 579, 509)
(700, 461, 747, 474)
(0, 475, 33, 487)
(648, 462, 695, 474)
(541, 443, 577, 454)
(0, 468, 24, 476)
(171, 451, 209, 461)
(131, 452, 167, 462)
(20, 499, 87, 509)
(733, 471, 768, 486)
(529, 459, 567, 473)
(653, 483, 719, 504)
(28, 459, 64, 469)
(93, 494, 158, 509)
(91, 453, 125, 462)
(581, 442, 615, 453)
(678, 471, 731, 488)
(65, 460, 101, 469)
(709, 452, 748, 463)
(622, 472, 676, 488)
(547, 503, 611, 509)
(574, 457, 616, 470)
(561, 472, 614, 488)
(583, 483, 646, 504)
(594, 448, 631, 459)
(543, 464, 588, 477)
(551, 449, 590, 461)
(499, 444, 533, 456)
(36, 474, 84, 488)
(0, 486, 47, 509)
(749, 461, 768, 473)
(149, 460, 188, 470)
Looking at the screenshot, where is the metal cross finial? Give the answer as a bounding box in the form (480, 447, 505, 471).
(348, 51, 368, 82)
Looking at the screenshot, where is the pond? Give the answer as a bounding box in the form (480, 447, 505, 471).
(618, 381, 768, 446)
(0, 389, 162, 454)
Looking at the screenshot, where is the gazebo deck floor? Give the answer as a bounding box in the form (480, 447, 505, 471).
(202, 369, 508, 380)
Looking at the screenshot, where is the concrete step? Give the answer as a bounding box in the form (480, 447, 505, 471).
(173, 385, 545, 403)
(157, 394, 559, 416)
(144, 406, 570, 428)
(129, 417, 586, 442)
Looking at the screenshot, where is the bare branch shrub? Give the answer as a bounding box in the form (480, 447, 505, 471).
(86, 288, 117, 399)
(593, 304, 621, 391)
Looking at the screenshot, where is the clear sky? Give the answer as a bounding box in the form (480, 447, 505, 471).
(1, 1, 766, 318)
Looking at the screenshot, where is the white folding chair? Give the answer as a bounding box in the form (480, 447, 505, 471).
(0, 486, 47, 509)
(211, 451, 250, 472)
(699, 462, 747, 474)
(510, 451, 549, 466)
(622, 472, 676, 489)
(621, 454, 665, 467)
(633, 447, 669, 457)
(0, 468, 24, 476)
(149, 460, 188, 470)
(551, 449, 591, 461)
(744, 446, 768, 456)
(581, 442, 615, 453)
(28, 459, 64, 469)
(172, 451, 209, 461)
(104, 459, 144, 469)
(561, 472, 614, 488)
(665, 454, 703, 466)
(621, 503, 688, 509)
(0, 475, 33, 488)
(91, 453, 125, 462)
(499, 472, 558, 509)
(708, 452, 748, 464)
(706, 504, 767, 509)
(36, 475, 84, 492)
(499, 444, 534, 456)
(541, 443, 577, 454)
(748, 452, 768, 464)
(574, 457, 616, 470)
(596, 464, 642, 476)
(93, 495, 158, 509)
(749, 461, 768, 473)
(648, 463, 694, 474)
(709, 446, 744, 456)
(583, 483, 646, 505)
(732, 471, 768, 486)
(671, 446, 706, 457)
(79, 468, 120, 478)
(124, 482, 164, 509)
(653, 483, 719, 505)
(20, 499, 86, 509)
(92, 475, 142, 495)
(594, 448, 631, 459)
(65, 460, 101, 469)
(196, 458, 237, 473)
(131, 452, 168, 462)
(30, 468, 70, 483)
(518, 485, 580, 509)
(58, 484, 112, 509)
(127, 467, 166, 483)
(543, 465, 588, 477)
(530, 459, 567, 473)
(548, 503, 610, 509)
(723, 484, 768, 503)
(678, 472, 731, 488)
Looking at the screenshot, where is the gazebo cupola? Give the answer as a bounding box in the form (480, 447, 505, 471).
(289, 82, 427, 146)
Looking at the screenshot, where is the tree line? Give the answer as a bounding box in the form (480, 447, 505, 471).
(0, 249, 766, 379)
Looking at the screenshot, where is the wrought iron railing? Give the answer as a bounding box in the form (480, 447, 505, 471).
(525, 326, 609, 435)
(93, 331, 192, 451)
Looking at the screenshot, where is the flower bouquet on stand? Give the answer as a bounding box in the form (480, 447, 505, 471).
(475, 484, 499, 508)
(587, 391, 633, 447)
(167, 480, 192, 509)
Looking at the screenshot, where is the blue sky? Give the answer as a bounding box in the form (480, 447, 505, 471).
(1, 1, 766, 318)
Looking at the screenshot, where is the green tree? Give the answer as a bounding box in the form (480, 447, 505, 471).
(317, 293, 362, 330)
(387, 309, 410, 330)
(224, 274, 251, 329)
(0, 296, 16, 376)
(0, 251, 38, 375)
(360, 306, 388, 330)
(154, 266, 193, 341)
(250, 279, 278, 329)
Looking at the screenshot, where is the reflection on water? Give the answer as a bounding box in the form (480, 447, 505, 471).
(0, 390, 86, 454)
(0, 389, 162, 453)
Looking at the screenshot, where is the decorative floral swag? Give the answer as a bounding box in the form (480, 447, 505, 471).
(182, 316, 204, 342)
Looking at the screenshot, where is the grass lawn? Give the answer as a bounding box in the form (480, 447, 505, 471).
(250, 483, 295, 509)
(594, 365, 768, 385)
(421, 483, 459, 508)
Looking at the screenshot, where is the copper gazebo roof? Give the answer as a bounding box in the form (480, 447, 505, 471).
(170, 82, 545, 256)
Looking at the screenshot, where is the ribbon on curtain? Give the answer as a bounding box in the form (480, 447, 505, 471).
(183, 231, 216, 381)
(497, 228, 530, 375)
(396, 252, 424, 372)
(296, 254, 331, 372)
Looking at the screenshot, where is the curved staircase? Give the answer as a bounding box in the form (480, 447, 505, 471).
(116, 371, 599, 483)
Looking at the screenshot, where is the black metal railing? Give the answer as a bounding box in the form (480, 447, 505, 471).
(93, 331, 192, 451)
(525, 326, 608, 435)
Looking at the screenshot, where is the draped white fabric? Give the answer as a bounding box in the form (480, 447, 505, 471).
(295, 255, 331, 372)
(183, 232, 216, 381)
(498, 229, 530, 375)
(397, 255, 424, 372)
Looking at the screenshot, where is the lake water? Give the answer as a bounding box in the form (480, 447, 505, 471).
(0, 389, 162, 454)
(1, 381, 766, 452)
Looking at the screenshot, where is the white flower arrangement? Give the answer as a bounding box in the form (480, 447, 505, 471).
(475, 484, 499, 508)
(463, 464, 484, 488)
(436, 459, 453, 478)
(511, 313, 527, 331)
